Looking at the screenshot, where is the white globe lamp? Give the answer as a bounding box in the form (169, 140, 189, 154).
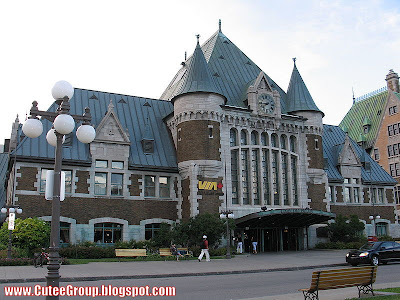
(76, 124, 96, 144)
(16, 208, 22, 214)
(53, 114, 75, 135)
(1, 208, 7, 214)
(9, 208, 15, 213)
(22, 118, 43, 138)
(51, 80, 74, 100)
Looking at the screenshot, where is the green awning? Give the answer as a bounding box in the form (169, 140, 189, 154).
(235, 209, 335, 228)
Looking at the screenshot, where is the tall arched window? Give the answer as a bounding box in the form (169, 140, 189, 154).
(290, 136, 297, 153)
(251, 131, 259, 145)
(271, 134, 278, 148)
(261, 132, 268, 146)
(280, 135, 287, 150)
(240, 130, 248, 145)
(230, 128, 237, 146)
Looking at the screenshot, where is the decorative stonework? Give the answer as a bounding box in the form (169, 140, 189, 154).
(16, 167, 37, 191)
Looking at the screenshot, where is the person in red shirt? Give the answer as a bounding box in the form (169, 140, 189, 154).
(198, 235, 210, 262)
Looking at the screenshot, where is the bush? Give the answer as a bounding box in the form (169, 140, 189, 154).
(0, 258, 32, 266)
(209, 247, 226, 257)
(314, 241, 365, 250)
(59, 245, 115, 259)
(0, 247, 29, 258)
(327, 215, 365, 243)
(0, 218, 50, 255)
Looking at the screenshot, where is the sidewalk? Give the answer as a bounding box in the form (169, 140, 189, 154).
(0, 250, 399, 299)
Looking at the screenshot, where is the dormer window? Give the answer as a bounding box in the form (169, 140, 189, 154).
(363, 125, 370, 134)
(142, 139, 154, 154)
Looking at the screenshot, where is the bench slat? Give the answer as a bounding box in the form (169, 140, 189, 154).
(115, 249, 147, 257)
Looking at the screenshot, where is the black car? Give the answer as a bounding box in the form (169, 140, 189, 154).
(346, 241, 400, 266)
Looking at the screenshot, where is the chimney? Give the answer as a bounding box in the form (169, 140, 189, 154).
(386, 69, 399, 93)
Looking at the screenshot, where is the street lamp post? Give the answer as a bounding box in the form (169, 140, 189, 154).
(22, 81, 95, 300)
(220, 211, 234, 259)
(0, 205, 22, 259)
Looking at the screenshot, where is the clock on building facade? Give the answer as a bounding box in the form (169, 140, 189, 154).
(258, 93, 275, 114)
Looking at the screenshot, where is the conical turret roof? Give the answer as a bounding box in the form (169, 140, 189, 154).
(171, 37, 224, 102)
(286, 60, 324, 117)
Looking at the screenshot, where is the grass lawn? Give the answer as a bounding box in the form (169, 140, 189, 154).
(346, 287, 400, 300)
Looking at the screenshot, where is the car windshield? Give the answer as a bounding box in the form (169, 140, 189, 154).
(359, 242, 380, 250)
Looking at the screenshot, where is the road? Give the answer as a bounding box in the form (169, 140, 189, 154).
(1, 263, 400, 300)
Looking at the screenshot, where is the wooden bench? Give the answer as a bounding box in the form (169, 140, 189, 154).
(177, 247, 192, 257)
(159, 248, 172, 256)
(299, 266, 377, 300)
(115, 249, 147, 261)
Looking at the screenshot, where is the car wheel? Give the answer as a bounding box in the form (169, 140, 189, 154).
(371, 255, 380, 266)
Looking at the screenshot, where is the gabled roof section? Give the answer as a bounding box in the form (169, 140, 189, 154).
(286, 60, 324, 116)
(339, 87, 388, 149)
(14, 89, 177, 170)
(171, 38, 224, 102)
(323, 124, 396, 184)
(338, 135, 361, 166)
(161, 28, 287, 112)
(94, 100, 130, 144)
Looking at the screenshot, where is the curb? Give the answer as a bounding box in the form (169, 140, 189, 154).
(0, 263, 347, 284)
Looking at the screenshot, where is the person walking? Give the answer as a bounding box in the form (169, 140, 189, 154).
(251, 236, 258, 254)
(236, 234, 243, 254)
(198, 235, 210, 262)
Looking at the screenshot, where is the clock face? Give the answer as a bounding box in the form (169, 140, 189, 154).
(258, 93, 275, 114)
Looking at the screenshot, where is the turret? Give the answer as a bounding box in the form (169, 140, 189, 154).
(386, 69, 399, 93)
(172, 36, 226, 220)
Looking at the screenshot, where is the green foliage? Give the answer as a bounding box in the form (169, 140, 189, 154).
(314, 241, 366, 250)
(0, 247, 29, 258)
(172, 213, 225, 247)
(0, 258, 32, 266)
(378, 235, 395, 241)
(152, 223, 173, 247)
(327, 215, 365, 243)
(59, 245, 115, 259)
(0, 218, 50, 255)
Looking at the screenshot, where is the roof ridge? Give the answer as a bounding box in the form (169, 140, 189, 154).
(354, 86, 387, 103)
(74, 88, 171, 103)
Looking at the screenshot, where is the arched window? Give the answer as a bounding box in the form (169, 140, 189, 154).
(280, 135, 287, 150)
(261, 132, 268, 146)
(94, 223, 122, 244)
(230, 128, 237, 147)
(271, 134, 278, 148)
(290, 136, 297, 153)
(240, 130, 248, 145)
(376, 222, 388, 236)
(251, 131, 259, 145)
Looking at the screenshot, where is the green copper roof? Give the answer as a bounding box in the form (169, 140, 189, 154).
(339, 88, 388, 149)
(161, 29, 287, 111)
(172, 38, 224, 101)
(286, 61, 324, 116)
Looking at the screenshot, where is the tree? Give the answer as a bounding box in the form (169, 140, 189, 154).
(172, 213, 226, 247)
(152, 223, 173, 247)
(0, 218, 50, 254)
(327, 215, 365, 243)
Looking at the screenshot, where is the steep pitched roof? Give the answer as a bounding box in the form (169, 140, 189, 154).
(172, 39, 224, 101)
(339, 87, 388, 149)
(14, 89, 177, 171)
(286, 61, 324, 116)
(323, 124, 396, 184)
(161, 29, 287, 112)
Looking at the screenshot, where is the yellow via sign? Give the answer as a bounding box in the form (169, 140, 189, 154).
(198, 181, 223, 190)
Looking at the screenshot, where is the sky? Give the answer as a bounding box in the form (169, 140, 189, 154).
(1, 0, 400, 144)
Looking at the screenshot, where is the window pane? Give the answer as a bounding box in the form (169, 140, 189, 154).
(240, 130, 247, 145)
(40, 169, 49, 192)
(159, 176, 170, 198)
(261, 133, 268, 146)
(231, 150, 239, 204)
(64, 170, 72, 194)
(95, 172, 107, 195)
(111, 173, 123, 196)
(230, 129, 237, 146)
(112, 161, 124, 169)
(145, 175, 156, 197)
(251, 131, 258, 145)
(95, 160, 108, 168)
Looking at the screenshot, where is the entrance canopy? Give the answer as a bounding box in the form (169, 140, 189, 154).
(235, 209, 335, 228)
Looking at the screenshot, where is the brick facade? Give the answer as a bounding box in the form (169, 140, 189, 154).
(330, 205, 396, 222)
(306, 134, 324, 169)
(177, 120, 221, 163)
(75, 170, 90, 194)
(307, 183, 327, 211)
(17, 195, 178, 225)
(17, 167, 37, 191)
(129, 174, 142, 196)
(181, 178, 191, 221)
(197, 176, 223, 215)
